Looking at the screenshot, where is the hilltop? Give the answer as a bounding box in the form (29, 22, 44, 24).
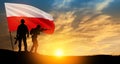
(0, 49, 120, 64)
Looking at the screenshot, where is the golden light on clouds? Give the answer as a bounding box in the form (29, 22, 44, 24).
(12, 0, 120, 56)
(31, 10, 120, 56)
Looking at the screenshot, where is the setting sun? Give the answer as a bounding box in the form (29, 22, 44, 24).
(55, 49, 64, 57)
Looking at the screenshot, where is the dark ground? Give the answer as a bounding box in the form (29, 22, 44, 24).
(0, 49, 120, 64)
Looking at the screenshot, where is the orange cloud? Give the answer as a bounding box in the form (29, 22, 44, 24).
(35, 9, 120, 56)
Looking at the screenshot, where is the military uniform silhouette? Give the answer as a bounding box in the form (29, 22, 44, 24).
(30, 25, 47, 53)
(17, 19, 29, 52)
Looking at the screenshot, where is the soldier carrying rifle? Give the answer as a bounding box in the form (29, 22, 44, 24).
(15, 19, 29, 52)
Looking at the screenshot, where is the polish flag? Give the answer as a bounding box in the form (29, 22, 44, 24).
(5, 3, 55, 34)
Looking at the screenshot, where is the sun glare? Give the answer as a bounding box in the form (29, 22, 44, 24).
(55, 49, 64, 57)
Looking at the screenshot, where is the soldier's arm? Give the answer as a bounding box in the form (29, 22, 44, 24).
(26, 26, 29, 37)
(41, 28, 49, 31)
(16, 26, 20, 38)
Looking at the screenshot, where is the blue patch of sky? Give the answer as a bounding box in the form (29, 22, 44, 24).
(102, 0, 120, 18)
(19, 0, 54, 12)
(57, 0, 105, 11)
(69, 0, 93, 8)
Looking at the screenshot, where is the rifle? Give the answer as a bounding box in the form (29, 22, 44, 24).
(41, 28, 49, 31)
(14, 37, 18, 45)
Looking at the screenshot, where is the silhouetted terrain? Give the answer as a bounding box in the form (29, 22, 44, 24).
(0, 49, 120, 64)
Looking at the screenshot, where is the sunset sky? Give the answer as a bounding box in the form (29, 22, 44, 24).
(0, 0, 120, 56)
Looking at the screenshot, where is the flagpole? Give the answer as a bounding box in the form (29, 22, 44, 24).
(5, 3, 14, 51)
(9, 32, 14, 50)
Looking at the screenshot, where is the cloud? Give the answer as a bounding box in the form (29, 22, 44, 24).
(52, 0, 73, 9)
(95, 0, 113, 11)
(52, 0, 113, 11)
(1, 0, 119, 56)
(36, 10, 120, 55)
(35, 0, 120, 56)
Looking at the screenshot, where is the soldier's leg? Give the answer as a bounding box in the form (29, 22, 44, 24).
(35, 44, 38, 53)
(18, 39, 22, 52)
(23, 37, 27, 51)
(30, 46, 33, 52)
(30, 38, 35, 52)
(35, 39, 38, 53)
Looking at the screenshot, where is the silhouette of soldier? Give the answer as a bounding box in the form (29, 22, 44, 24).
(16, 19, 29, 52)
(30, 25, 47, 53)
